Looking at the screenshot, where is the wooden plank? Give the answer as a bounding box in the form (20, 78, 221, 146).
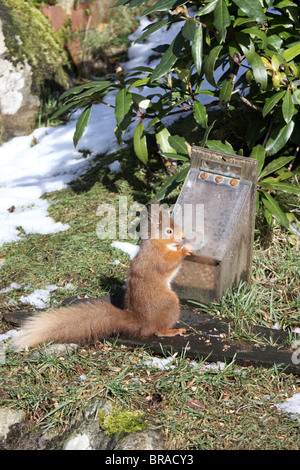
(113, 308, 300, 375)
(2, 300, 299, 375)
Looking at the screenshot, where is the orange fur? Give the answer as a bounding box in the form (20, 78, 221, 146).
(12, 206, 193, 349)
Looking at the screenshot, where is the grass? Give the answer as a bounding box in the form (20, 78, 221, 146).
(1, 341, 299, 449)
(0, 114, 299, 449)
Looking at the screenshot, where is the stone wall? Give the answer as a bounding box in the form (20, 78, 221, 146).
(0, 0, 113, 141)
(41, 0, 107, 67)
(0, 19, 40, 140)
(0, 0, 70, 141)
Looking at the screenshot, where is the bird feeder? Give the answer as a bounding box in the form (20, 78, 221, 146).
(172, 146, 258, 305)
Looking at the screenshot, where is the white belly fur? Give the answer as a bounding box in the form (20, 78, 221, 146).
(167, 266, 181, 289)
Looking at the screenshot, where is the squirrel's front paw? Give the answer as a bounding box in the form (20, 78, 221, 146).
(181, 243, 194, 255)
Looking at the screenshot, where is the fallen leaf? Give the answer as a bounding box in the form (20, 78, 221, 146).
(187, 399, 205, 410)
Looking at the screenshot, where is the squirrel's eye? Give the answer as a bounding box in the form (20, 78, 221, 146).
(166, 228, 173, 234)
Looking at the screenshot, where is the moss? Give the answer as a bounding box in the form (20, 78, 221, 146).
(99, 406, 148, 441)
(0, 0, 70, 92)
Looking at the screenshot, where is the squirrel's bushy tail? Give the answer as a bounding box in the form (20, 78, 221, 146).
(12, 300, 140, 349)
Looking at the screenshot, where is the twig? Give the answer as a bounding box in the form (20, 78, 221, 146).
(239, 96, 262, 112)
(99, 100, 115, 109)
(262, 115, 274, 147)
(288, 146, 299, 171)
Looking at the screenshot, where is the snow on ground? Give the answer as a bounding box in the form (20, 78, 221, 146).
(275, 393, 300, 421)
(0, 16, 219, 248)
(19, 284, 58, 309)
(111, 241, 140, 260)
(0, 329, 18, 343)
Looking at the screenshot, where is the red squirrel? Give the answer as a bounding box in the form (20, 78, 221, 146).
(12, 204, 193, 349)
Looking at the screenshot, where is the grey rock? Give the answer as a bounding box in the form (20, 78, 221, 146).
(115, 428, 166, 451)
(0, 407, 25, 440)
(29, 343, 79, 359)
(0, 399, 166, 450)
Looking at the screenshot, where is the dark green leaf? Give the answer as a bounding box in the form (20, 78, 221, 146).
(232, 0, 267, 24)
(147, 116, 161, 129)
(73, 105, 92, 147)
(193, 100, 208, 128)
(267, 34, 283, 51)
(182, 18, 196, 41)
(150, 31, 185, 82)
(160, 152, 189, 161)
(235, 32, 255, 62)
(134, 18, 171, 44)
(214, 0, 231, 42)
(60, 81, 111, 101)
(250, 144, 265, 176)
(259, 155, 295, 179)
(168, 135, 189, 155)
(265, 121, 295, 155)
(131, 93, 151, 109)
(260, 192, 289, 228)
(192, 24, 203, 75)
(115, 89, 133, 131)
(262, 90, 285, 118)
(52, 100, 80, 119)
(177, 68, 191, 89)
(206, 139, 235, 154)
(154, 166, 189, 201)
(127, 0, 150, 6)
(200, 120, 216, 146)
(241, 28, 268, 45)
(263, 207, 275, 227)
(141, 0, 189, 16)
(204, 45, 223, 87)
(282, 43, 300, 62)
(195, 0, 218, 16)
(219, 74, 234, 111)
(133, 121, 148, 163)
(233, 17, 256, 27)
(156, 126, 175, 154)
(269, 167, 294, 181)
(260, 181, 300, 196)
(282, 90, 295, 124)
(249, 53, 268, 90)
(128, 78, 151, 91)
(61, 85, 114, 108)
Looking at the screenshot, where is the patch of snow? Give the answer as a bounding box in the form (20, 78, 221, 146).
(145, 356, 177, 370)
(144, 356, 226, 372)
(275, 393, 300, 421)
(0, 282, 21, 295)
(107, 160, 122, 174)
(19, 284, 58, 309)
(111, 241, 140, 260)
(0, 329, 18, 343)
